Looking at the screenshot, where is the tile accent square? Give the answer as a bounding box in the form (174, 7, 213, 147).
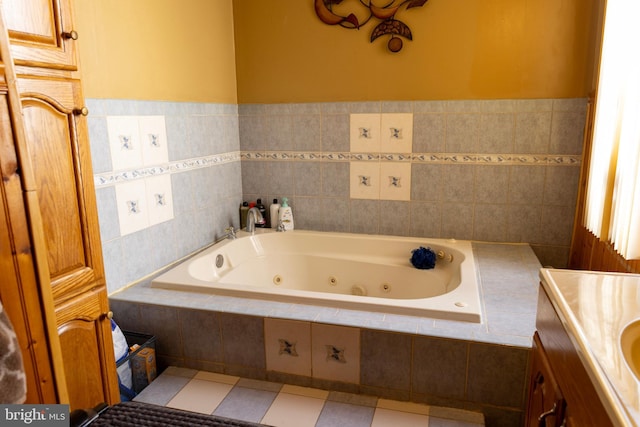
(265, 318, 311, 377)
(311, 323, 360, 384)
(350, 113, 381, 153)
(350, 162, 380, 200)
(145, 174, 174, 226)
(107, 116, 142, 171)
(380, 113, 413, 153)
(115, 180, 149, 236)
(379, 162, 411, 201)
(139, 115, 169, 166)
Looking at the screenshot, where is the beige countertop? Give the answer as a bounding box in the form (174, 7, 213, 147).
(540, 268, 640, 427)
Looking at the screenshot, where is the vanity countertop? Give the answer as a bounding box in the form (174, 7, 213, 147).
(540, 268, 640, 427)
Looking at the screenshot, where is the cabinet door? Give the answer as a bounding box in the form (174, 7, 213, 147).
(16, 75, 118, 408)
(57, 289, 119, 410)
(0, 91, 59, 404)
(526, 333, 566, 427)
(1, 0, 78, 70)
(17, 76, 103, 304)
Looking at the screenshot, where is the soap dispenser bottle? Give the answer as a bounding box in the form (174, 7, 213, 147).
(278, 197, 294, 230)
(269, 198, 280, 229)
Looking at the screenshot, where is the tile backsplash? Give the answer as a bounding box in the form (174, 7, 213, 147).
(240, 99, 585, 268)
(88, 98, 584, 294)
(87, 99, 242, 294)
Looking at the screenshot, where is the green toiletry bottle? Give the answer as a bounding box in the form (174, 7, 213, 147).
(278, 197, 294, 231)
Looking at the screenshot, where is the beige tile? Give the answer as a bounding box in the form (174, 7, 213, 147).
(166, 378, 233, 414)
(371, 408, 430, 427)
(264, 318, 312, 376)
(193, 371, 239, 385)
(429, 406, 485, 424)
(311, 323, 360, 384)
(381, 113, 413, 153)
(350, 161, 380, 200)
(377, 398, 430, 415)
(280, 384, 329, 399)
(350, 113, 381, 153)
(261, 392, 325, 427)
(379, 162, 411, 201)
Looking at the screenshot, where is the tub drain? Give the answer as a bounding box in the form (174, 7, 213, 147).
(328, 276, 338, 286)
(351, 285, 367, 296)
(273, 275, 283, 285)
(380, 283, 392, 293)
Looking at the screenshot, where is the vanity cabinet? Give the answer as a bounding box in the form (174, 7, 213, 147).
(526, 333, 566, 427)
(0, 0, 119, 410)
(526, 285, 614, 427)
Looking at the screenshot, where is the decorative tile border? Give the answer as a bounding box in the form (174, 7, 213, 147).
(242, 151, 581, 165)
(95, 150, 580, 188)
(94, 151, 241, 188)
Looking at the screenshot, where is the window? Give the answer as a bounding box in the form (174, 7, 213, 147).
(584, 0, 640, 260)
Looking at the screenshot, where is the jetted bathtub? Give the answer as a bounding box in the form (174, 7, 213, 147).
(152, 230, 482, 322)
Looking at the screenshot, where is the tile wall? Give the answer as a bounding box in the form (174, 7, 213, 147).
(89, 98, 584, 294)
(86, 99, 242, 294)
(240, 99, 585, 269)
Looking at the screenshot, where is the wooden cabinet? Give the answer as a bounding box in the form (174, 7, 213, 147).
(2, 0, 78, 70)
(526, 285, 614, 427)
(16, 74, 119, 409)
(0, 0, 119, 410)
(526, 333, 565, 427)
(0, 74, 60, 404)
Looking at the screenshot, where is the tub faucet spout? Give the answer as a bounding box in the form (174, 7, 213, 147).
(246, 207, 264, 234)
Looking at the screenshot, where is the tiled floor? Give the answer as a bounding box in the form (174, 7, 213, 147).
(133, 367, 484, 427)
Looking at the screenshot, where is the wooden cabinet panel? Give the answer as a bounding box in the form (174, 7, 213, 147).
(1, 0, 118, 409)
(535, 285, 614, 427)
(57, 290, 119, 411)
(1, 0, 78, 70)
(17, 76, 105, 304)
(526, 333, 565, 427)
(0, 91, 58, 404)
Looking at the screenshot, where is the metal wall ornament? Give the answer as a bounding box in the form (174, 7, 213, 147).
(314, 0, 429, 52)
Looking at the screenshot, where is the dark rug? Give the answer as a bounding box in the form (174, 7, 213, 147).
(82, 401, 273, 427)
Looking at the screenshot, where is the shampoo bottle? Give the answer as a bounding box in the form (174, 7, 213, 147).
(278, 197, 294, 231)
(239, 202, 249, 229)
(269, 198, 280, 229)
(256, 199, 267, 228)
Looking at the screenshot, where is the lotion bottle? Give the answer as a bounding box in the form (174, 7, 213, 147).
(269, 198, 280, 228)
(278, 197, 294, 230)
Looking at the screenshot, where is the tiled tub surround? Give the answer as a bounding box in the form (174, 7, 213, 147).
(110, 242, 541, 427)
(240, 99, 585, 268)
(85, 99, 243, 294)
(87, 98, 582, 295)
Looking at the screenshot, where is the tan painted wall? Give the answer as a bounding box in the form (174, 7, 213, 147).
(73, 0, 601, 104)
(233, 0, 601, 103)
(74, 0, 237, 103)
